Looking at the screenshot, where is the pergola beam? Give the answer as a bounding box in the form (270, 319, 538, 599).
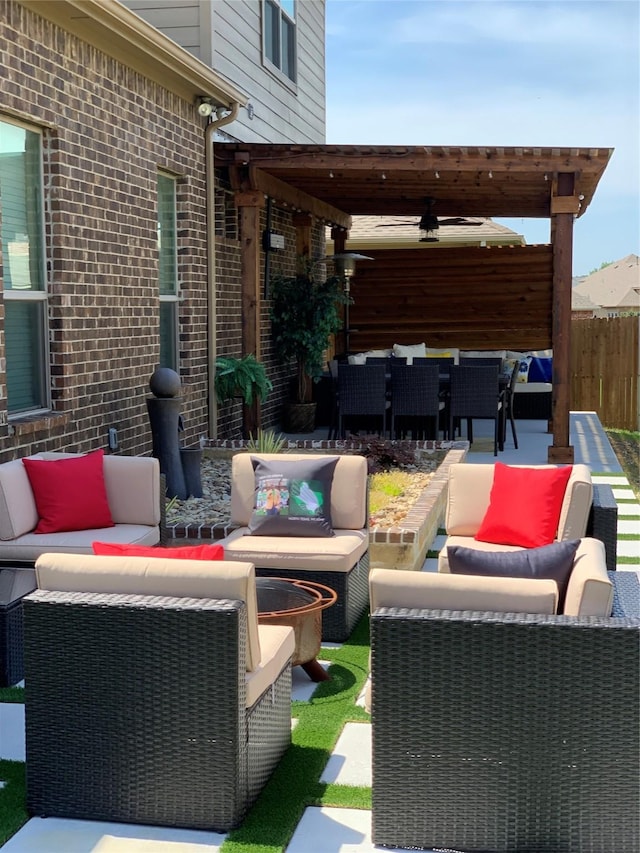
(229, 164, 351, 229)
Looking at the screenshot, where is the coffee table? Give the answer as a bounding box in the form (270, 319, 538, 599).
(256, 577, 337, 682)
(0, 564, 37, 687)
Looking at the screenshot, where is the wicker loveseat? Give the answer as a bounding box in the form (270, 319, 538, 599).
(369, 566, 640, 852)
(23, 553, 294, 831)
(217, 452, 370, 642)
(0, 452, 163, 563)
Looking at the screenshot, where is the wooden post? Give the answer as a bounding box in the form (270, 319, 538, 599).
(548, 173, 575, 464)
(293, 213, 314, 401)
(236, 190, 264, 437)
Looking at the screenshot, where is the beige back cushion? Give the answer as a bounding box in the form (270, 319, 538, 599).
(370, 568, 558, 615)
(0, 458, 40, 540)
(103, 455, 161, 526)
(230, 453, 368, 530)
(39, 452, 161, 527)
(445, 463, 593, 540)
(35, 553, 261, 671)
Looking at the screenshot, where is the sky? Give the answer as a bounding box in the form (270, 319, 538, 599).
(324, 0, 640, 277)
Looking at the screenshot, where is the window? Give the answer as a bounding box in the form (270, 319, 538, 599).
(0, 118, 49, 415)
(263, 0, 297, 83)
(157, 173, 179, 371)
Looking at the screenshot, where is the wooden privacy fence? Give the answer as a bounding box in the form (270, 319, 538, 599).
(571, 316, 639, 431)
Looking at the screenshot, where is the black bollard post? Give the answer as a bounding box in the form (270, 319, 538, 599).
(146, 368, 187, 501)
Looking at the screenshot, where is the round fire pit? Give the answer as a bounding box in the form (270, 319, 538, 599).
(255, 577, 337, 682)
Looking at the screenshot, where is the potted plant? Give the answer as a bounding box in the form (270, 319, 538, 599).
(214, 354, 273, 407)
(270, 264, 348, 432)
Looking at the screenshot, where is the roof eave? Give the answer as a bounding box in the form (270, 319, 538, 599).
(20, 0, 248, 106)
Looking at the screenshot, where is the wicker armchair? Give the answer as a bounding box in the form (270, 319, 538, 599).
(370, 569, 640, 852)
(23, 554, 294, 832)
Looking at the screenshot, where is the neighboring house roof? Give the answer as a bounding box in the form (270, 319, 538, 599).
(574, 254, 640, 310)
(571, 289, 601, 313)
(330, 215, 524, 249)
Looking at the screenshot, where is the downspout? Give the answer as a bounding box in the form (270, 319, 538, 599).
(205, 102, 240, 438)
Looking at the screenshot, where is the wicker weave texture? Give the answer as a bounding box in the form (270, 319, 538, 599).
(24, 591, 291, 831)
(0, 599, 24, 687)
(255, 551, 369, 643)
(371, 580, 640, 852)
(587, 482, 619, 570)
(0, 566, 36, 687)
(337, 364, 387, 437)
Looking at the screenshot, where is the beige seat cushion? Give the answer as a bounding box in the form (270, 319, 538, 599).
(35, 553, 262, 671)
(230, 453, 368, 531)
(0, 523, 159, 562)
(221, 528, 369, 573)
(370, 567, 558, 615)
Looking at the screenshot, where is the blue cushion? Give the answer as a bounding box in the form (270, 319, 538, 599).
(528, 356, 553, 383)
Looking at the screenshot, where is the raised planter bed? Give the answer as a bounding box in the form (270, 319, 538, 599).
(165, 439, 469, 573)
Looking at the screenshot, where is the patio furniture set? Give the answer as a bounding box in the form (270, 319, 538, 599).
(0, 446, 635, 850)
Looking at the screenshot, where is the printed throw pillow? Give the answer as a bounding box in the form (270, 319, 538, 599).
(475, 462, 573, 548)
(248, 456, 338, 537)
(448, 539, 580, 612)
(92, 542, 224, 560)
(22, 449, 115, 534)
(516, 356, 532, 383)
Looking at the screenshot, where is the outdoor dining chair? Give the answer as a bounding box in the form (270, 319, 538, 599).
(448, 363, 503, 455)
(337, 363, 388, 438)
(389, 361, 443, 440)
(500, 360, 520, 449)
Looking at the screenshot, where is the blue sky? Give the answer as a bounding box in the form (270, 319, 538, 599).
(325, 0, 639, 276)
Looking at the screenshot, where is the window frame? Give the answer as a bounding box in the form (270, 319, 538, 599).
(262, 0, 298, 87)
(1, 116, 51, 417)
(157, 171, 180, 373)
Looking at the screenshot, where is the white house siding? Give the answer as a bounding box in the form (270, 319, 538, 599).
(123, 0, 326, 144)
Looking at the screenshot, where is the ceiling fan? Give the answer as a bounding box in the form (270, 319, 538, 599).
(380, 197, 483, 242)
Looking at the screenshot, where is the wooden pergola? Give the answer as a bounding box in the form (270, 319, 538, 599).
(214, 144, 612, 463)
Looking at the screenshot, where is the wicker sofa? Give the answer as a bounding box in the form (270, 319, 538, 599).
(23, 552, 294, 831)
(369, 566, 640, 852)
(217, 453, 370, 642)
(0, 452, 163, 563)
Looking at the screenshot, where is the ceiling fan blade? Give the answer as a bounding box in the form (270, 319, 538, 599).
(438, 217, 483, 226)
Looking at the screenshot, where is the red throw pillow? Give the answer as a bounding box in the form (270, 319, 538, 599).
(23, 450, 114, 534)
(475, 463, 573, 548)
(92, 542, 224, 560)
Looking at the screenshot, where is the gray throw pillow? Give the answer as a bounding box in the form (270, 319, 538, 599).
(447, 539, 581, 612)
(248, 456, 338, 537)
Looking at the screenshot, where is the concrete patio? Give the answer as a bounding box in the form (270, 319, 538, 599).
(1, 412, 638, 852)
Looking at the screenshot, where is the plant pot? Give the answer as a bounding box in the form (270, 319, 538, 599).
(283, 401, 317, 433)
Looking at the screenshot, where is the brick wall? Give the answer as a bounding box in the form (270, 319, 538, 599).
(0, 4, 207, 461)
(0, 2, 322, 461)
